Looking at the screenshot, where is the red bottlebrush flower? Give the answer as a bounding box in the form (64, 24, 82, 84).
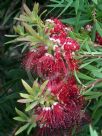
(62, 37, 80, 52)
(63, 52, 79, 71)
(22, 45, 47, 71)
(96, 32, 102, 45)
(49, 18, 67, 38)
(57, 77, 83, 106)
(21, 18, 87, 136)
(68, 59, 79, 71)
(36, 102, 85, 136)
(47, 77, 65, 95)
(22, 51, 39, 71)
(37, 53, 55, 79)
(37, 50, 68, 80)
(54, 53, 68, 78)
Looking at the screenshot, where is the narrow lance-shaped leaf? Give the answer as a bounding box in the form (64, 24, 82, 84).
(22, 22, 44, 42)
(40, 80, 49, 92)
(23, 4, 32, 16)
(13, 117, 27, 122)
(20, 93, 30, 99)
(95, 22, 102, 37)
(92, 0, 98, 5)
(75, 0, 79, 14)
(15, 108, 28, 120)
(22, 79, 33, 95)
(25, 101, 38, 111)
(74, 70, 82, 85)
(27, 123, 36, 135)
(58, 0, 73, 17)
(15, 123, 30, 135)
(89, 125, 98, 136)
(17, 99, 33, 103)
(33, 2, 39, 14)
(32, 79, 40, 95)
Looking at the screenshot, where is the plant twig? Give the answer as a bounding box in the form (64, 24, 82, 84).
(80, 54, 102, 58)
(82, 78, 102, 91)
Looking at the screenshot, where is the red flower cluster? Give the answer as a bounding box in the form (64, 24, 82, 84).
(22, 19, 86, 136)
(96, 32, 102, 45)
(36, 102, 84, 136)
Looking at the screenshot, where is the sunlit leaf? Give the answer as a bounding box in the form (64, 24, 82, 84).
(22, 79, 33, 95)
(15, 108, 28, 119)
(25, 101, 38, 111)
(15, 123, 30, 135)
(89, 125, 98, 136)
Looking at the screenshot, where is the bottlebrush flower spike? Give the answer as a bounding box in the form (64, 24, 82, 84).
(96, 32, 102, 45)
(36, 102, 85, 136)
(14, 4, 87, 136)
(62, 37, 80, 51)
(22, 45, 47, 71)
(37, 53, 55, 79)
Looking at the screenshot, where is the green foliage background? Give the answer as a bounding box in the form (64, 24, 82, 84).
(0, 0, 102, 136)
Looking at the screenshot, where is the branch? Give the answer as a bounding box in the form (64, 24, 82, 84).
(82, 78, 102, 91)
(80, 54, 102, 58)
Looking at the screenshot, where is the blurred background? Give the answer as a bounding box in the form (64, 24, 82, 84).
(0, 0, 102, 136)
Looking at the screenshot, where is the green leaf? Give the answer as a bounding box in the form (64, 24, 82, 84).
(40, 80, 48, 91)
(17, 99, 33, 103)
(77, 72, 95, 81)
(92, 98, 102, 117)
(75, 0, 79, 14)
(79, 62, 93, 69)
(91, 23, 96, 41)
(89, 125, 98, 136)
(74, 70, 82, 84)
(27, 123, 36, 135)
(20, 93, 30, 99)
(58, 0, 73, 17)
(75, 11, 81, 32)
(92, 108, 102, 125)
(33, 3, 39, 14)
(84, 65, 98, 72)
(85, 43, 92, 53)
(96, 22, 102, 37)
(61, 18, 76, 25)
(79, 58, 100, 69)
(22, 79, 33, 95)
(33, 79, 39, 89)
(13, 117, 26, 122)
(92, 0, 98, 5)
(25, 101, 38, 111)
(23, 4, 32, 16)
(33, 79, 40, 95)
(15, 108, 28, 119)
(84, 91, 102, 99)
(15, 123, 30, 135)
(22, 22, 44, 42)
(92, 71, 102, 78)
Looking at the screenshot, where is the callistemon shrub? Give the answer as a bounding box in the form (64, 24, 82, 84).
(13, 3, 102, 136)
